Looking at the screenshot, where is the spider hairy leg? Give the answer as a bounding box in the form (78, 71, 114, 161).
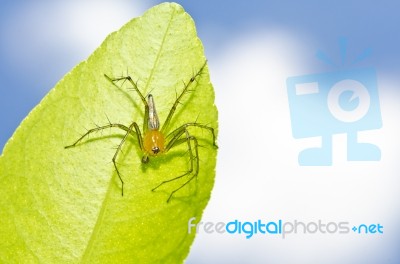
(104, 74, 149, 133)
(161, 60, 208, 133)
(65, 123, 132, 149)
(152, 130, 200, 203)
(111, 121, 143, 196)
(166, 122, 218, 151)
(65, 121, 145, 196)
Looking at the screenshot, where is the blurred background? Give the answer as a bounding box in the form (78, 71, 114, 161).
(1, 1, 399, 263)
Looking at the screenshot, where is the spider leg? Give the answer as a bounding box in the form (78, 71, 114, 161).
(65, 123, 133, 149)
(104, 74, 149, 133)
(167, 135, 199, 202)
(65, 122, 144, 196)
(165, 122, 218, 150)
(161, 60, 207, 134)
(111, 121, 143, 196)
(152, 129, 199, 203)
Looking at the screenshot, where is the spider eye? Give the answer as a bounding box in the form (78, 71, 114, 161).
(152, 147, 160, 154)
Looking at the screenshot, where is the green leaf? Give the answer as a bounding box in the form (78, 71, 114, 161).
(0, 3, 218, 263)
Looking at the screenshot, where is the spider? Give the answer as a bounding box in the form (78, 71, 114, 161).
(65, 61, 217, 202)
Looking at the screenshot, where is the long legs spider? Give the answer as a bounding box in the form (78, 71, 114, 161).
(65, 61, 217, 202)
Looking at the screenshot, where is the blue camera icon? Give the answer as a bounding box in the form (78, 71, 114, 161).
(287, 68, 382, 166)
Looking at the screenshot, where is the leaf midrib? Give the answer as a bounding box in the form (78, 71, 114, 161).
(81, 7, 176, 262)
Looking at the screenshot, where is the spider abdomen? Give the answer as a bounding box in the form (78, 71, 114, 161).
(143, 130, 165, 155)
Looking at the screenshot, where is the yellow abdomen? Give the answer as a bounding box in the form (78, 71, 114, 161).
(143, 130, 165, 155)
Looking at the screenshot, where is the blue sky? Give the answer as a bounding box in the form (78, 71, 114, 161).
(1, 1, 399, 263)
(1, 1, 399, 150)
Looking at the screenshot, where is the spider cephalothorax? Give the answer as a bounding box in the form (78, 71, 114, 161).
(65, 61, 217, 202)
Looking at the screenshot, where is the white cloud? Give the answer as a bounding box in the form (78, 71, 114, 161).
(1, 1, 145, 79)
